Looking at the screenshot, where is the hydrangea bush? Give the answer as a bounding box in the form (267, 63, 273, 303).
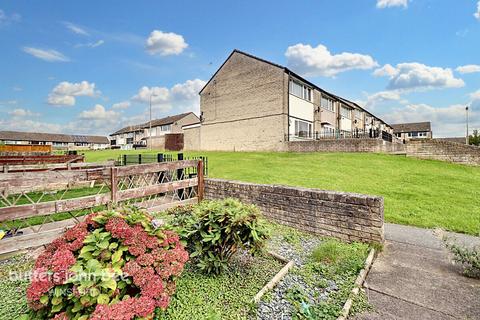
(24, 207, 188, 320)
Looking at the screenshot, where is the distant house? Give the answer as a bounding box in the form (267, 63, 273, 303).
(195, 49, 393, 151)
(0, 131, 110, 150)
(391, 122, 432, 142)
(110, 112, 199, 150)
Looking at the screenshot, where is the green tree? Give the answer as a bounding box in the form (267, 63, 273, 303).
(469, 129, 480, 146)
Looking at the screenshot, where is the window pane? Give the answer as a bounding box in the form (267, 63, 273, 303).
(290, 80, 303, 98)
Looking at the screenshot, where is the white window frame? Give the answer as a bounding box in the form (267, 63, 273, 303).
(340, 105, 352, 119)
(321, 96, 335, 112)
(289, 80, 312, 102)
(354, 109, 362, 119)
(294, 119, 313, 139)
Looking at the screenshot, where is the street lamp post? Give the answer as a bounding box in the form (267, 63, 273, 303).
(466, 105, 469, 145)
(149, 93, 157, 150)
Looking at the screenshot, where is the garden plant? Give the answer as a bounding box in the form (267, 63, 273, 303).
(22, 207, 189, 320)
(166, 198, 270, 274)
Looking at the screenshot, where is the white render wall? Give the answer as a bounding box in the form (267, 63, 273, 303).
(289, 94, 314, 122)
(340, 117, 352, 132)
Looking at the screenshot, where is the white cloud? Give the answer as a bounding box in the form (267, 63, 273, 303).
(373, 62, 465, 91)
(470, 90, 480, 101)
(373, 64, 398, 77)
(285, 43, 378, 77)
(47, 81, 98, 106)
(475, 1, 480, 20)
(376, 0, 408, 9)
(8, 108, 39, 117)
(0, 100, 18, 106)
(76, 104, 123, 134)
(64, 22, 89, 36)
(0, 9, 21, 26)
(456, 64, 480, 74)
(132, 86, 170, 107)
(78, 104, 120, 120)
(365, 90, 403, 109)
(145, 30, 188, 56)
(0, 118, 63, 133)
(2, 105, 119, 136)
(132, 79, 206, 114)
(171, 79, 206, 101)
(75, 40, 105, 48)
(12, 86, 22, 92)
(111, 101, 131, 110)
(382, 103, 478, 137)
(22, 47, 69, 62)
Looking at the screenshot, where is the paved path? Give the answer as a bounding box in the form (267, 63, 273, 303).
(354, 223, 480, 320)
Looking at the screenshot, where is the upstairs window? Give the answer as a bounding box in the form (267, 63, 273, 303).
(290, 80, 312, 102)
(355, 109, 362, 119)
(321, 97, 335, 112)
(340, 106, 352, 119)
(160, 124, 171, 131)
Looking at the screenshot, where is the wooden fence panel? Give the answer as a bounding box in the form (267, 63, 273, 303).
(0, 159, 205, 255)
(0, 160, 114, 174)
(112, 160, 198, 177)
(116, 178, 198, 201)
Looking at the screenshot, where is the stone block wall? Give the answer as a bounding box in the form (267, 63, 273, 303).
(286, 138, 406, 153)
(183, 126, 201, 151)
(199, 51, 289, 151)
(406, 139, 480, 166)
(204, 178, 384, 243)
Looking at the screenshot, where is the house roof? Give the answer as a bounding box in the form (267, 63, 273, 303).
(111, 112, 198, 136)
(199, 49, 391, 128)
(391, 122, 432, 133)
(0, 131, 109, 144)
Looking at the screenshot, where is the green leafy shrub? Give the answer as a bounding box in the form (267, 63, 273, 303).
(167, 199, 269, 274)
(23, 207, 188, 320)
(444, 240, 480, 278)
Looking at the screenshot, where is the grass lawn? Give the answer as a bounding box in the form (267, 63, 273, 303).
(82, 149, 480, 236)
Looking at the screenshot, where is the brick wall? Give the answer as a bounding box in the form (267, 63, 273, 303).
(183, 126, 201, 151)
(204, 178, 384, 243)
(286, 138, 406, 153)
(406, 139, 480, 166)
(199, 51, 288, 151)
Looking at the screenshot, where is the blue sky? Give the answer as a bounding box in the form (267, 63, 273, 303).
(0, 0, 479, 137)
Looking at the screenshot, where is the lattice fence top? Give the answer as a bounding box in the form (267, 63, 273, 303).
(0, 159, 204, 255)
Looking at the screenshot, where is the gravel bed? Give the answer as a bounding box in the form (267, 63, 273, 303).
(257, 234, 339, 319)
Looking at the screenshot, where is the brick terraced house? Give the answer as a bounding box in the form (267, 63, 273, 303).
(110, 112, 199, 150)
(193, 49, 393, 151)
(392, 122, 432, 143)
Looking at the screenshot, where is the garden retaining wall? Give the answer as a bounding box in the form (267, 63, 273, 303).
(204, 178, 384, 243)
(406, 139, 480, 166)
(286, 138, 405, 153)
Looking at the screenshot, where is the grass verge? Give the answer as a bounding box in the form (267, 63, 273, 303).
(82, 150, 480, 235)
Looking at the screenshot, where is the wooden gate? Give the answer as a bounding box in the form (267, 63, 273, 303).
(0, 160, 204, 255)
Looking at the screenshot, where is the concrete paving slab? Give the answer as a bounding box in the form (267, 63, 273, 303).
(355, 289, 457, 320)
(353, 224, 480, 320)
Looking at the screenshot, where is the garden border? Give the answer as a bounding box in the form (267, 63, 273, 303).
(337, 248, 376, 320)
(253, 251, 294, 303)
